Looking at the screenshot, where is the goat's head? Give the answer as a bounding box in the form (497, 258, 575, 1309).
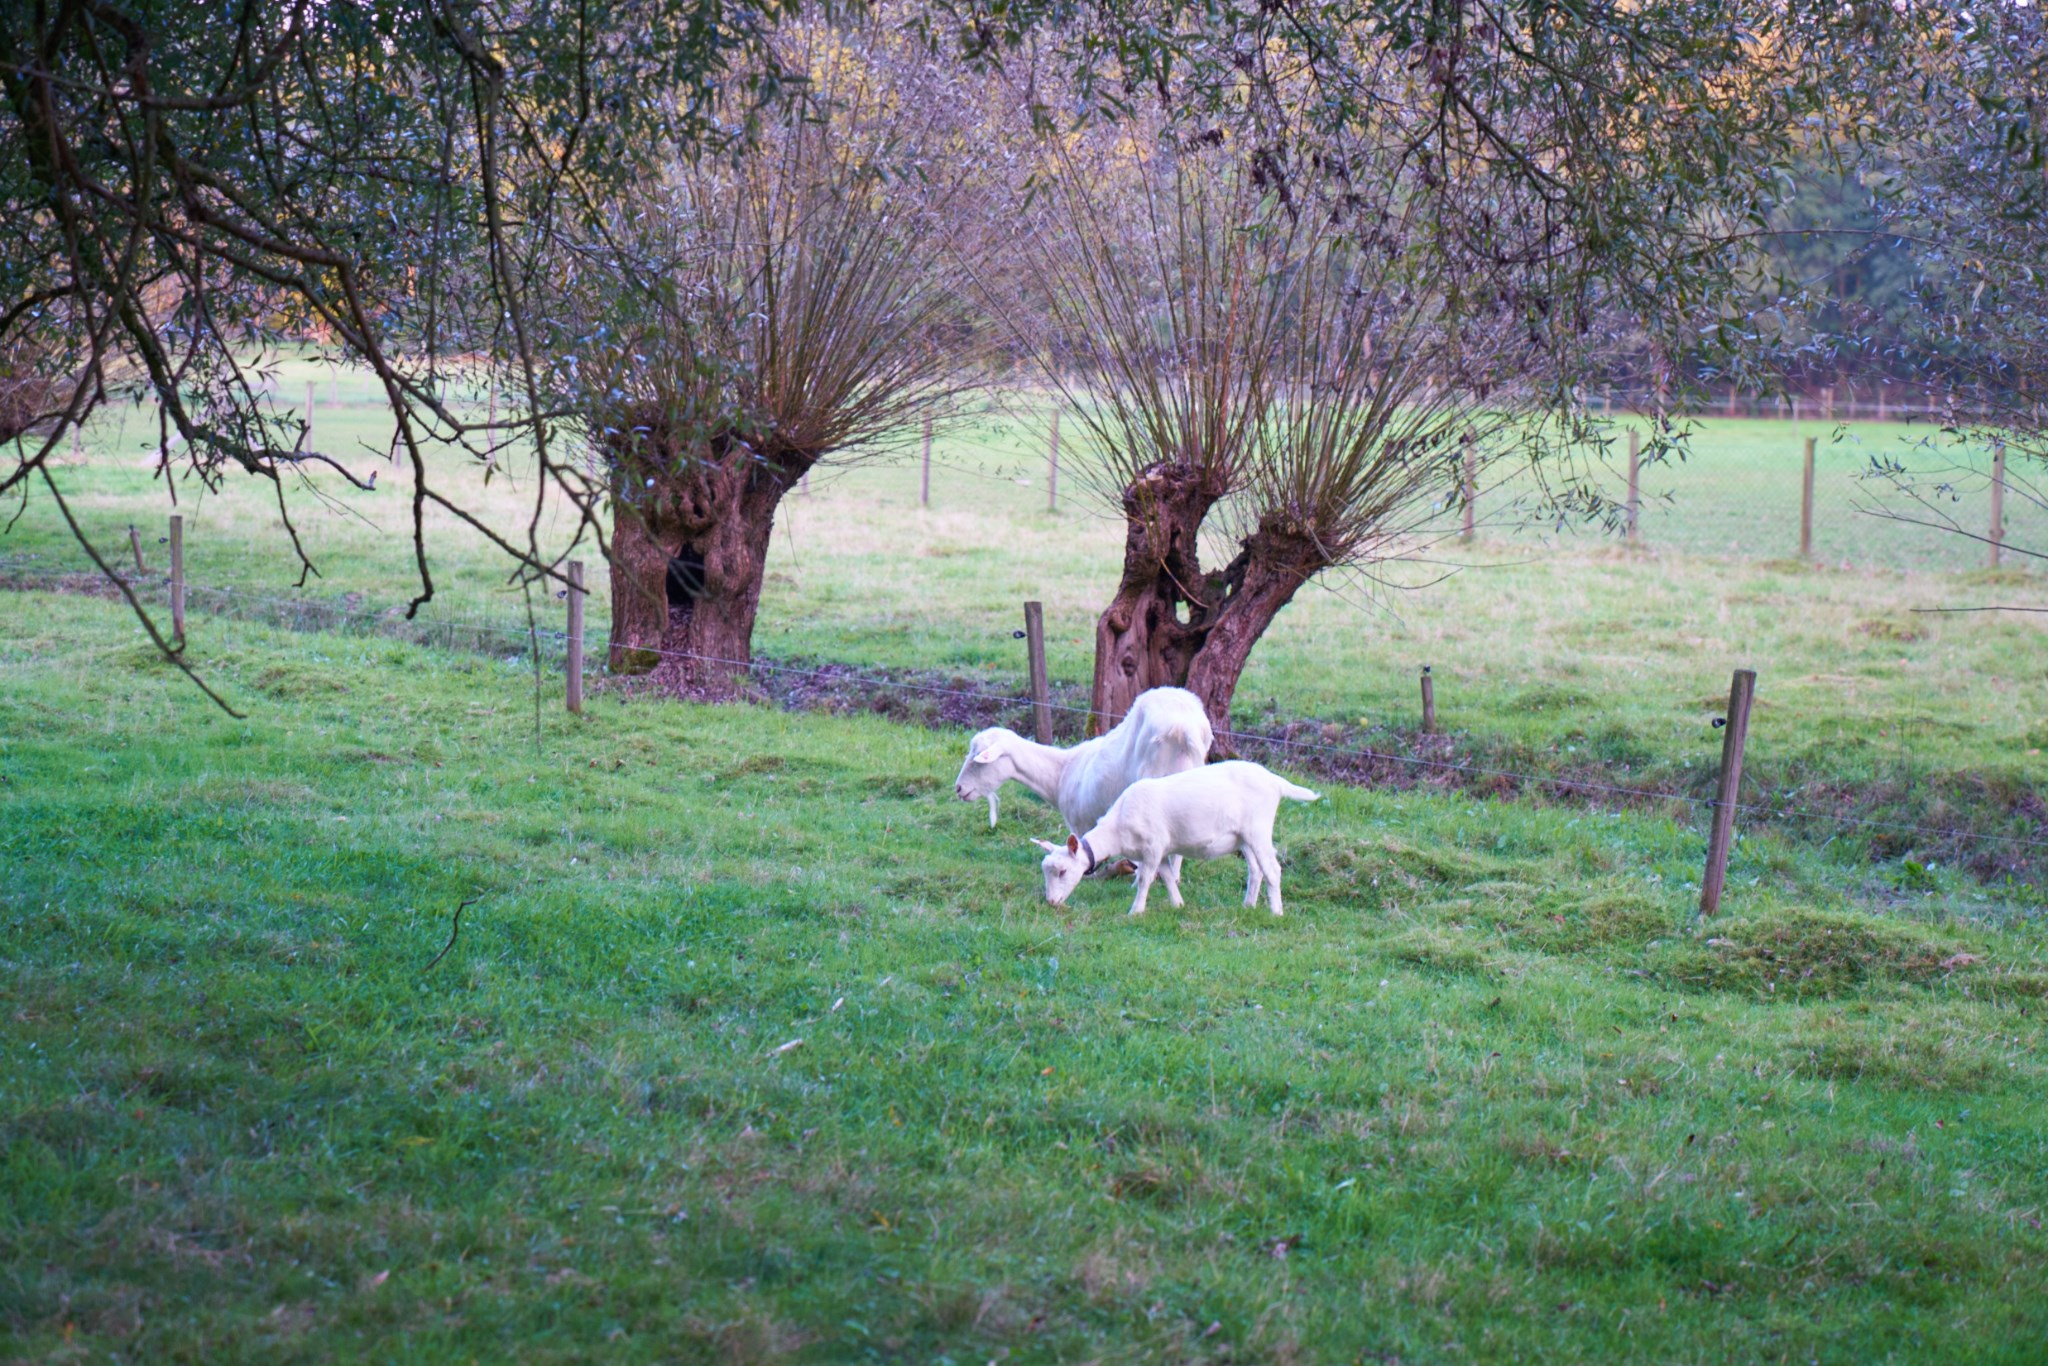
(954, 727, 1017, 827)
(1033, 835, 1090, 906)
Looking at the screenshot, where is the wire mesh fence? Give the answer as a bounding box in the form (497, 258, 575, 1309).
(58, 363, 2043, 578)
(1508, 388, 2037, 573)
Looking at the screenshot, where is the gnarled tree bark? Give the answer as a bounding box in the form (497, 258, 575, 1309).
(605, 414, 816, 697)
(1091, 460, 1327, 752)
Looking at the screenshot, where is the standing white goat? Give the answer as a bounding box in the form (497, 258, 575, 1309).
(1032, 761, 1319, 916)
(953, 685, 1212, 834)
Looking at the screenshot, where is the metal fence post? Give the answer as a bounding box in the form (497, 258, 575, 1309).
(128, 524, 147, 577)
(1700, 668, 1757, 917)
(566, 561, 586, 715)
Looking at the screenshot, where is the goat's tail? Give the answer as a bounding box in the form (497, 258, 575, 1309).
(1277, 780, 1320, 803)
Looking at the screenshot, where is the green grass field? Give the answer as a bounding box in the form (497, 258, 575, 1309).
(4, 594, 2047, 1361)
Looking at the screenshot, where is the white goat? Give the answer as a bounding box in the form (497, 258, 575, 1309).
(1033, 761, 1319, 917)
(953, 686, 1212, 835)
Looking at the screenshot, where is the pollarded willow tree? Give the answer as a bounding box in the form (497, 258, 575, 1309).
(979, 0, 1936, 743)
(0, 0, 814, 706)
(1013, 124, 1556, 739)
(549, 26, 985, 694)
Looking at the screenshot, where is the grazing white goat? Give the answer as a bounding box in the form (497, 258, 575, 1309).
(1033, 761, 1319, 917)
(953, 686, 1212, 835)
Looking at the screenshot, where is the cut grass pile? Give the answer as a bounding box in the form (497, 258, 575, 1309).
(4, 594, 2047, 1361)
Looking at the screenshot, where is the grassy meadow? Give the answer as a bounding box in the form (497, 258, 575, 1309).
(4, 593, 2048, 1361)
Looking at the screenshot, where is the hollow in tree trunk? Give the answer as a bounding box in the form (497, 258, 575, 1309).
(1091, 462, 1326, 753)
(605, 416, 816, 698)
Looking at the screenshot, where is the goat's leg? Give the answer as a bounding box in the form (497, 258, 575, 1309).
(1128, 860, 1160, 916)
(1255, 842, 1285, 916)
(1158, 856, 1185, 908)
(1243, 846, 1264, 908)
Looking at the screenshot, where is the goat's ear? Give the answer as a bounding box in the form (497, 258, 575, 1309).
(1030, 838, 1061, 853)
(972, 748, 999, 765)
(1066, 835, 1080, 855)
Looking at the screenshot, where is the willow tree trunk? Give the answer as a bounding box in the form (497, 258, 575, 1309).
(1090, 462, 1325, 752)
(605, 421, 815, 698)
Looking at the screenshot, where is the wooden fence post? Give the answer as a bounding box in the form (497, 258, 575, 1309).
(1460, 432, 1476, 541)
(1824, 385, 1836, 422)
(1626, 428, 1641, 542)
(305, 380, 315, 446)
(920, 415, 932, 508)
(566, 561, 586, 715)
(1700, 668, 1756, 916)
(1022, 600, 1052, 743)
(1800, 436, 1816, 559)
(1990, 438, 2006, 570)
(1047, 409, 1060, 513)
(1876, 386, 1887, 423)
(1726, 387, 1738, 418)
(128, 524, 147, 577)
(1420, 665, 1436, 735)
(169, 514, 185, 641)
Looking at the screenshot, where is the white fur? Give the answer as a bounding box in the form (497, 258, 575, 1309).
(952, 686, 1213, 835)
(1034, 761, 1319, 917)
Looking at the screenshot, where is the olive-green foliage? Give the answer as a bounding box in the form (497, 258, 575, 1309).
(4, 595, 2047, 1361)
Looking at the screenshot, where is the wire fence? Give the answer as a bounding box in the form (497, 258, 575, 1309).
(7, 549, 2043, 881)
(63, 371, 2043, 577)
